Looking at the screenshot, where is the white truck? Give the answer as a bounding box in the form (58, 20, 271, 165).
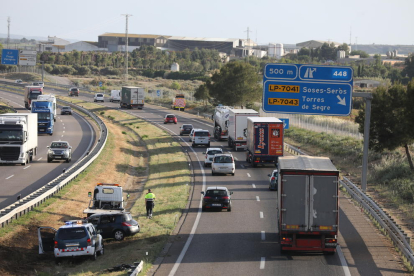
(83, 183, 126, 217)
(227, 109, 259, 151)
(120, 86, 145, 109)
(110, 90, 121, 102)
(36, 94, 57, 122)
(213, 106, 233, 140)
(0, 113, 38, 165)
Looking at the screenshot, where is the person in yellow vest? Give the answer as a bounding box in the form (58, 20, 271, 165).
(145, 189, 156, 218)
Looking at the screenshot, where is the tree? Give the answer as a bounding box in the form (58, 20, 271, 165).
(355, 82, 414, 170)
(207, 61, 261, 106)
(350, 50, 369, 58)
(402, 54, 414, 80)
(171, 81, 181, 90)
(194, 83, 210, 105)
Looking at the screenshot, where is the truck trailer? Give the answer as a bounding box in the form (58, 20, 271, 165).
(24, 86, 43, 109)
(213, 105, 233, 140)
(31, 100, 54, 135)
(120, 86, 145, 109)
(227, 109, 259, 151)
(278, 156, 339, 254)
(246, 117, 284, 167)
(0, 113, 38, 165)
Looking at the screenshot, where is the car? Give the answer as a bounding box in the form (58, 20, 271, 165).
(201, 186, 233, 212)
(164, 114, 177, 124)
(179, 124, 193, 136)
(203, 147, 223, 167)
(15, 79, 22, 83)
(69, 87, 79, 97)
(38, 220, 104, 262)
(211, 153, 235, 176)
(94, 93, 104, 102)
(60, 106, 72, 115)
(32, 81, 44, 88)
(189, 128, 202, 142)
(192, 129, 210, 147)
(47, 141, 72, 163)
(268, 169, 278, 191)
(86, 212, 140, 241)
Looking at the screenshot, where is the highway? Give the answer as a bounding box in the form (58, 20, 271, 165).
(0, 90, 95, 210)
(7, 84, 405, 275)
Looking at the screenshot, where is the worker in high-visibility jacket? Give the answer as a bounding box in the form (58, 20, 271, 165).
(145, 189, 156, 218)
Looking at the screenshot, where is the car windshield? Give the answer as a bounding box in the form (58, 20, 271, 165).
(214, 156, 233, 163)
(167, 115, 175, 118)
(182, 125, 192, 129)
(195, 131, 208, 136)
(51, 142, 68, 148)
(207, 150, 222, 155)
(62, 107, 71, 110)
(57, 227, 87, 240)
(96, 94, 103, 97)
(71, 88, 78, 91)
(206, 190, 228, 196)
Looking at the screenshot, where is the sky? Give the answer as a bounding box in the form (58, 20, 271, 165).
(1, 0, 413, 45)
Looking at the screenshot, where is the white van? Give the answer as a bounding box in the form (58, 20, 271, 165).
(192, 129, 210, 147)
(32, 82, 44, 88)
(211, 154, 235, 176)
(94, 93, 104, 102)
(110, 90, 121, 102)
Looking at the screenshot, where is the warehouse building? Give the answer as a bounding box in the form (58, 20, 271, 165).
(167, 37, 242, 55)
(98, 33, 170, 52)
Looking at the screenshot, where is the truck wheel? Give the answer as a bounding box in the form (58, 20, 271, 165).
(207, 143, 210, 147)
(49, 133, 53, 136)
(252, 163, 257, 168)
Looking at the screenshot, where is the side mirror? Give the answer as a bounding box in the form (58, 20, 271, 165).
(230, 191, 233, 195)
(47, 146, 50, 148)
(69, 146, 72, 149)
(201, 191, 204, 195)
(202, 152, 206, 154)
(267, 174, 271, 177)
(97, 229, 102, 234)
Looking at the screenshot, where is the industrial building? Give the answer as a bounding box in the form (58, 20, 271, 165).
(98, 33, 170, 52)
(167, 37, 243, 55)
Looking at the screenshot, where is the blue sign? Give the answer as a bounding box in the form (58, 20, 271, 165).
(99, 82, 103, 87)
(279, 118, 289, 129)
(263, 63, 353, 116)
(157, 90, 161, 97)
(1, 49, 19, 65)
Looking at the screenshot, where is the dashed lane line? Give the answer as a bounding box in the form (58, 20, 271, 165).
(6, 175, 14, 180)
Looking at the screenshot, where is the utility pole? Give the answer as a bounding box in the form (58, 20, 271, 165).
(7, 17, 10, 48)
(349, 26, 352, 46)
(122, 14, 132, 83)
(244, 27, 252, 63)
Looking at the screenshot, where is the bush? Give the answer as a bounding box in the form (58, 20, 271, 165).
(75, 66, 91, 76)
(171, 81, 181, 90)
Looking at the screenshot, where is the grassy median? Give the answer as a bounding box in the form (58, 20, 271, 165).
(0, 96, 190, 275)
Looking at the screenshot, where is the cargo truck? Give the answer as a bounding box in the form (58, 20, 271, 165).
(31, 100, 54, 135)
(24, 86, 43, 109)
(227, 109, 259, 151)
(278, 156, 339, 254)
(110, 90, 121, 102)
(36, 94, 57, 122)
(213, 105, 233, 140)
(83, 183, 126, 217)
(120, 86, 145, 109)
(171, 94, 186, 111)
(246, 117, 284, 167)
(0, 113, 38, 165)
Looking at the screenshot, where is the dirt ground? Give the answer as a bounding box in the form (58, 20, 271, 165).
(0, 115, 147, 276)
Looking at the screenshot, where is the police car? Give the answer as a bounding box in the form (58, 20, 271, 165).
(38, 220, 104, 261)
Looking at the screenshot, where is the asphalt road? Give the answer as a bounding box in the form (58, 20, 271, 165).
(0, 90, 95, 210)
(35, 87, 405, 275)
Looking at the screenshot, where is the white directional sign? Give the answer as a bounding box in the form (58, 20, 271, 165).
(19, 50, 37, 66)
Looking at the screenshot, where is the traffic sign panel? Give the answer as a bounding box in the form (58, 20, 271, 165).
(263, 63, 353, 116)
(279, 118, 289, 129)
(19, 50, 36, 66)
(1, 49, 19, 65)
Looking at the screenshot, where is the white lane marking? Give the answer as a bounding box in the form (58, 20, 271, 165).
(61, 135, 64, 137)
(23, 165, 31, 170)
(60, 120, 63, 122)
(256, 196, 260, 202)
(63, 131, 65, 133)
(260, 212, 264, 218)
(338, 246, 352, 276)
(63, 126, 65, 129)
(252, 183, 256, 188)
(260, 257, 265, 269)
(261, 231, 265, 241)
(247, 173, 251, 177)
(6, 175, 14, 179)
(168, 132, 206, 276)
(37, 157, 42, 161)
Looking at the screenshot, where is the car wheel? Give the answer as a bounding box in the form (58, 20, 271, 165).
(66, 158, 70, 163)
(98, 243, 104, 256)
(232, 173, 235, 176)
(207, 143, 210, 147)
(113, 230, 125, 241)
(55, 258, 60, 264)
(47, 158, 52, 163)
(212, 171, 215, 176)
(91, 249, 97, 260)
(192, 143, 195, 147)
(202, 207, 206, 212)
(227, 205, 232, 212)
(204, 162, 207, 167)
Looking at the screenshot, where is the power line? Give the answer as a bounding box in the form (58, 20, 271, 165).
(121, 14, 132, 83)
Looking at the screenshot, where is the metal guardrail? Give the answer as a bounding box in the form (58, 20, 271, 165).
(285, 142, 414, 267)
(0, 90, 108, 228)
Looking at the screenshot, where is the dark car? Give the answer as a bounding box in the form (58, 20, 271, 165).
(69, 87, 79, 97)
(201, 186, 233, 212)
(164, 114, 177, 124)
(61, 106, 72, 115)
(179, 124, 193, 136)
(87, 212, 140, 241)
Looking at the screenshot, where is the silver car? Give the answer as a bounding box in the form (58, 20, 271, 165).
(47, 141, 72, 163)
(211, 154, 235, 176)
(268, 169, 278, 190)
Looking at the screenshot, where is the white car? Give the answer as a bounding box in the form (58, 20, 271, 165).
(32, 81, 44, 88)
(267, 169, 278, 190)
(203, 148, 223, 167)
(189, 128, 202, 142)
(192, 129, 210, 147)
(211, 153, 235, 176)
(94, 93, 104, 102)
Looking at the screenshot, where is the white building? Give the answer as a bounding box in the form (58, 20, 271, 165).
(171, 63, 180, 71)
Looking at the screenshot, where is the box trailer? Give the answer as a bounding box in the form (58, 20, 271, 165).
(120, 86, 144, 109)
(24, 86, 43, 109)
(278, 156, 339, 254)
(246, 117, 284, 167)
(227, 109, 259, 151)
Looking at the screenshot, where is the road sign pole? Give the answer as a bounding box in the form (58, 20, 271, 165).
(41, 62, 44, 83)
(354, 92, 373, 192)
